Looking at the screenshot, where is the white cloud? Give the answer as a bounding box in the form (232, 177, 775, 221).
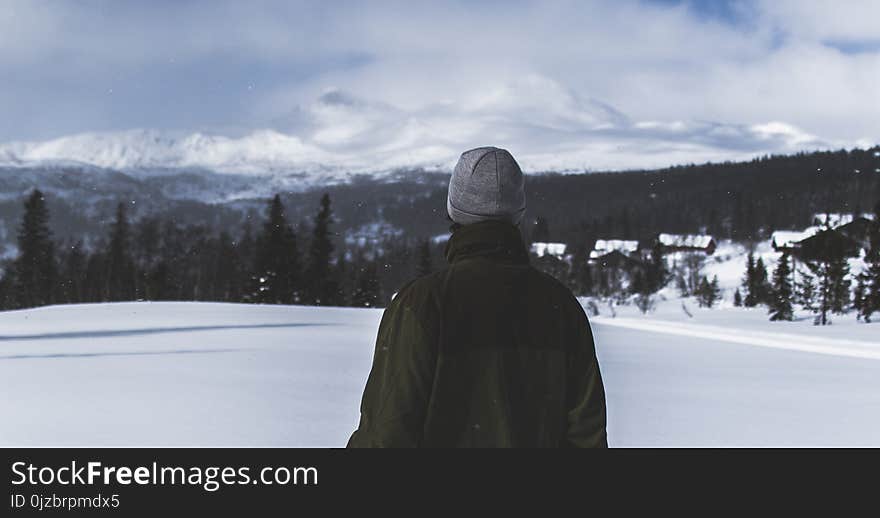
(0, 0, 877, 171)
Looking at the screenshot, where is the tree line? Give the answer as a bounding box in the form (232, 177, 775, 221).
(2, 188, 879, 325)
(0, 190, 440, 311)
(734, 206, 880, 324)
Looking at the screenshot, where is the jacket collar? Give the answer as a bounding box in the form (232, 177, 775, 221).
(444, 220, 530, 265)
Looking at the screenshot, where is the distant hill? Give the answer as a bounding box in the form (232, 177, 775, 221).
(0, 146, 878, 259)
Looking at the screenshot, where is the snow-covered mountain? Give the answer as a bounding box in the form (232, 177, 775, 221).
(0, 129, 427, 185)
(0, 80, 842, 182)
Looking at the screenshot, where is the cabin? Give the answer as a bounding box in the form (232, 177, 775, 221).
(812, 213, 855, 229)
(590, 249, 644, 269)
(530, 242, 568, 260)
(771, 214, 874, 258)
(796, 228, 864, 260)
(655, 233, 716, 255)
(589, 239, 639, 260)
(836, 216, 875, 251)
(770, 227, 819, 253)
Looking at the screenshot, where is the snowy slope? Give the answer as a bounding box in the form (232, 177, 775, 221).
(1, 301, 878, 447)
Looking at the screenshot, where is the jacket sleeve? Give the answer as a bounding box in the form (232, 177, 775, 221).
(563, 306, 608, 448)
(347, 296, 437, 448)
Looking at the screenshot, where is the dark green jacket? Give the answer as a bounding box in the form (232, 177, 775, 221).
(347, 221, 607, 448)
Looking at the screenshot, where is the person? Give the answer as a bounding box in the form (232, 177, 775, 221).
(347, 146, 607, 448)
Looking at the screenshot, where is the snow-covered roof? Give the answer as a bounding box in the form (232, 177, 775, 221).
(770, 227, 820, 249)
(531, 242, 567, 258)
(812, 213, 875, 228)
(813, 213, 853, 228)
(657, 233, 714, 249)
(590, 239, 639, 259)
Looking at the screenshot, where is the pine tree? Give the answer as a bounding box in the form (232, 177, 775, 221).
(853, 276, 867, 320)
(806, 230, 851, 325)
(0, 265, 14, 310)
(753, 257, 771, 304)
(631, 268, 656, 314)
(857, 200, 880, 322)
(808, 260, 832, 325)
(254, 195, 301, 304)
(237, 222, 256, 302)
(133, 217, 161, 300)
(647, 240, 667, 293)
(630, 270, 648, 296)
(417, 238, 432, 278)
(796, 270, 816, 311)
(696, 276, 711, 307)
(569, 246, 593, 296)
(13, 190, 57, 308)
(59, 241, 87, 304)
(742, 252, 758, 307)
(352, 259, 381, 308)
(333, 251, 351, 306)
(733, 288, 743, 307)
(696, 275, 720, 308)
(215, 231, 244, 301)
(708, 275, 721, 307)
(768, 253, 794, 321)
(105, 202, 135, 301)
(828, 254, 851, 315)
(304, 193, 338, 305)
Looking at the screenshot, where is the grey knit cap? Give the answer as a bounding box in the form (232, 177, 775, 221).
(447, 146, 526, 226)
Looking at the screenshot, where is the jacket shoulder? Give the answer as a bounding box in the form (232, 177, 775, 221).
(530, 267, 591, 325)
(534, 266, 582, 303)
(388, 269, 449, 324)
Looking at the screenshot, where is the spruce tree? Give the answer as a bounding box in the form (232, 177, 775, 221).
(647, 240, 667, 293)
(697, 275, 721, 308)
(352, 259, 381, 308)
(216, 231, 244, 302)
(768, 253, 794, 321)
(133, 216, 164, 300)
(808, 259, 832, 325)
(237, 223, 256, 302)
(13, 190, 57, 308)
(630, 270, 647, 296)
(853, 276, 867, 320)
(334, 251, 351, 306)
(106, 202, 135, 301)
(806, 229, 851, 325)
(304, 193, 338, 305)
(753, 257, 770, 304)
(708, 275, 720, 308)
(796, 270, 816, 311)
(828, 254, 851, 315)
(742, 253, 758, 307)
(697, 276, 711, 308)
(254, 195, 300, 304)
(0, 266, 14, 310)
(859, 201, 880, 322)
(733, 288, 743, 307)
(59, 241, 86, 304)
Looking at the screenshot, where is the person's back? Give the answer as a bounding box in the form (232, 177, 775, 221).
(348, 147, 607, 448)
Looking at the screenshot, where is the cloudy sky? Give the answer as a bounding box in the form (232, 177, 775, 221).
(1, 0, 878, 172)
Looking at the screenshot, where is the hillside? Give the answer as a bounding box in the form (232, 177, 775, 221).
(0, 146, 878, 261)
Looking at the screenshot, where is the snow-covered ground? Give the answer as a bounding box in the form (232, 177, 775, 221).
(1, 301, 878, 447)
